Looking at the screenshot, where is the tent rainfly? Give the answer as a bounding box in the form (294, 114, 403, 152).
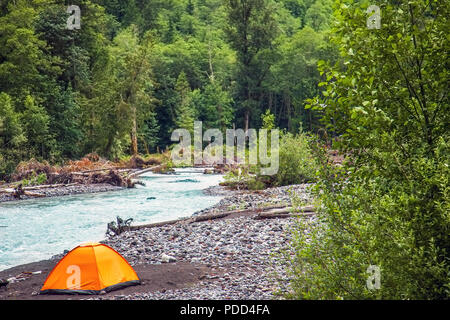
(40, 242, 140, 295)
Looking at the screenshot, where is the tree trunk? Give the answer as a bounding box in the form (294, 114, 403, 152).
(308, 109, 312, 131)
(268, 92, 273, 112)
(244, 110, 249, 133)
(131, 107, 138, 156)
(285, 93, 292, 132)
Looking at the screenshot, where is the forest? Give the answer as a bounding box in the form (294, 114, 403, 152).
(0, 0, 337, 179)
(0, 0, 448, 299)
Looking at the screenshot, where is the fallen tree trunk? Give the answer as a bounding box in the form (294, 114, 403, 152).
(127, 217, 189, 231)
(253, 205, 316, 220)
(73, 168, 119, 174)
(128, 165, 163, 179)
(21, 191, 46, 198)
(0, 188, 46, 198)
(0, 188, 16, 194)
(196, 204, 293, 217)
(292, 205, 316, 213)
(22, 183, 80, 190)
(70, 172, 91, 177)
(126, 212, 233, 232)
(253, 211, 315, 220)
(189, 212, 233, 223)
(261, 207, 292, 215)
(122, 205, 316, 233)
(71, 168, 132, 175)
(213, 205, 314, 216)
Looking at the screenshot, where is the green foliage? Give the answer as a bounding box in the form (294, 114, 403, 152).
(261, 109, 275, 130)
(284, 0, 450, 299)
(0, 1, 61, 107)
(0, 92, 26, 179)
(222, 166, 261, 190)
(77, 25, 157, 158)
(224, 0, 279, 129)
(139, 111, 160, 154)
(193, 82, 234, 131)
(269, 25, 338, 132)
(224, 130, 318, 189)
(271, 131, 317, 186)
(284, 139, 450, 299)
(304, 0, 332, 31)
(0, 0, 336, 179)
(21, 172, 47, 187)
(174, 71, 196, 134)
(21, 95, 54, 158)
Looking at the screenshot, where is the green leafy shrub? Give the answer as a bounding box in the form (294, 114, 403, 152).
(282, 139, 449, 299)
(271, 131, 318, 187)
(259, 110, 319, 187)
(221, 166, 255, 189)
(21, 172, 48, 187)
(221, 131, 318, 190)
(281, 0, 449, 299)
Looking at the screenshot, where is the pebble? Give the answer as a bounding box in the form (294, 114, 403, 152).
(96, 183, 316, 300)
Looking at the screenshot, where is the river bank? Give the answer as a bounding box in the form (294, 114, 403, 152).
(0, 183, 124, 203)
(0, 183, 314, 300)
(0, 154, 169, 203)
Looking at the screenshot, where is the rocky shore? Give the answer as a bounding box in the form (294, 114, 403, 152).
(199, 184, 312, 214)
(96, 184, 314, 300)
(0, 182, 315, 300)
(0, 183, 124, 203)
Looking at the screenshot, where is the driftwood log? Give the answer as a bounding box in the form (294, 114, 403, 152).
(0, 183, 81, 200)
(71, 168, 133, 174)
(127, 217, 188, 231)
(0, 185, 47, 199)
(127, 165, 164, 179)
(110, 205, 316, 235)
(106, 216, 134, 236)
(253, 211, 315, 220)
(122, 211, 233, 234)
(21, 183, 80, 190)
(252, 205, 315, 220)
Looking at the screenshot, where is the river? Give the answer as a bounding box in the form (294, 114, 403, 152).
(0, 168, 224, 271)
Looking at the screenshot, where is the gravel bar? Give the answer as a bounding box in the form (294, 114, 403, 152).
(94, 184, 315, 300)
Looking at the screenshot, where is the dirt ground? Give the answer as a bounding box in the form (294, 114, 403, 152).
(0, 259, 215, 300)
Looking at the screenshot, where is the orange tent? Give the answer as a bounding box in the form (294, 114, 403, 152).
(40, 242, 140, 295)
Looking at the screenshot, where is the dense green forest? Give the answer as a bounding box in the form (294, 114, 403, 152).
(1, 0, 448, 299)
(0, 0, 337, 179)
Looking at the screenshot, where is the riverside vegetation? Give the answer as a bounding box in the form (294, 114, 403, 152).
(1, 0, 448, 300)
(281, 1, 449, 300)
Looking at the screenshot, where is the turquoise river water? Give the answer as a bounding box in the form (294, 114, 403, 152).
(0, 168, 224, 271)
